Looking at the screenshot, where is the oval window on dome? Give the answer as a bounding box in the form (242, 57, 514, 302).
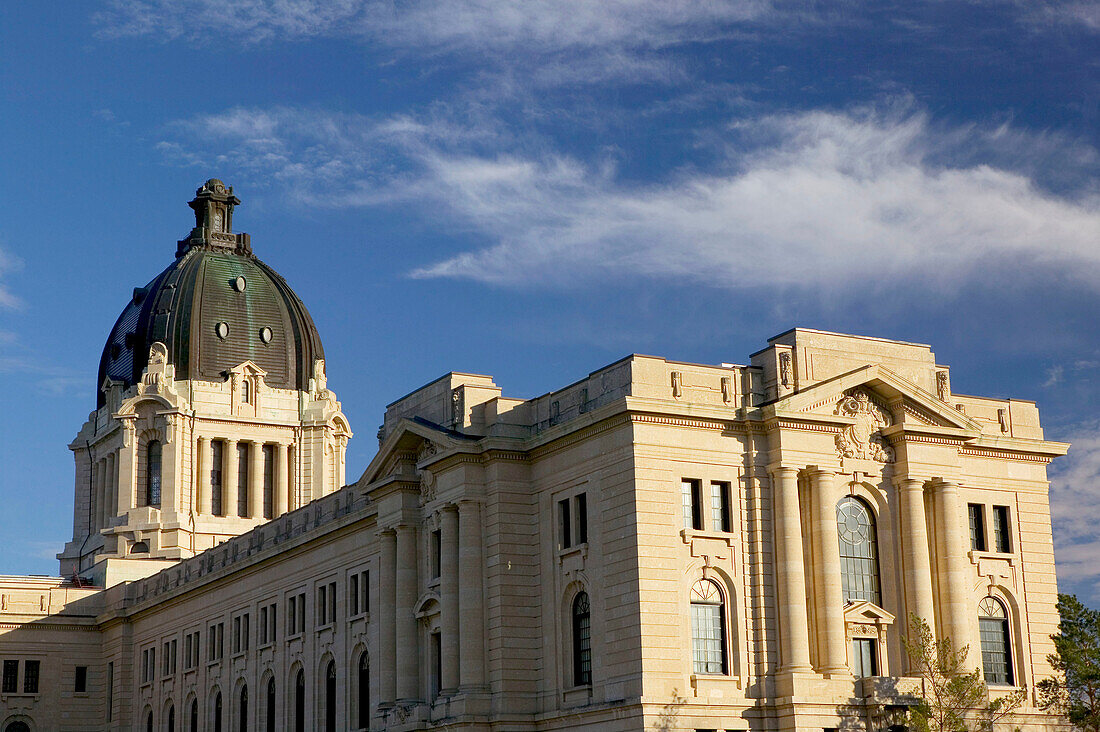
(233, 276, 247, 292)
(215, 322, 230, 339)
(259, 326, 273, 344)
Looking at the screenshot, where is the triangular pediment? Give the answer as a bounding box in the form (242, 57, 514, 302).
(843, 600, 895, 626)
(227, 360, 267, 377)
(770, 364, 981, 433)
(357, 417, 474, 487)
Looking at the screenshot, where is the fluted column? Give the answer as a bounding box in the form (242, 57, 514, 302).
(197, 438, 211, 515)
(395, 524, 419, 701)
(773, 466, 812, 672)
(458, 500, 486, 688)
(275, 443, 289, 516)
(898, 478, 935, 646)
(440, 505, 460, 693)
(224, 439, 239, 517)
(249, 441, 264, 519)
(934, 480, 973, 653)
(378, 529, 397, 706)
(809, 468, 847, 675)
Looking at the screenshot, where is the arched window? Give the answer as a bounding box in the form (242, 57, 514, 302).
(146, 710, 154, 732)
(836, 496, 881, 605)
(979, 597, 1014, 685)
(690, 579, 727, 674)
(190, 699, 198, 732)
(5, 723, 30, 732)
(146, 440, 162, 507)
(266, 677, 276, 732)
(213, 692, 223, 732)
(166, 704, 175, 732)
(357, 652, 369, 730)
(572, 592, 592, 686)
(241, 379, 251, 404)
(294, 669, 305, 732)
(324, 661, 337, 732)
(238, 685, 248, 732)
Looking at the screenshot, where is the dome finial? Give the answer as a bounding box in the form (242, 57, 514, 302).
(184, 179, 244, 252)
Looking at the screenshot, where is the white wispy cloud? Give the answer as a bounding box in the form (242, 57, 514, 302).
(160, 103, 1100, 294)
(1049, 421, 1100, 605)
(0, 246, 22, 310)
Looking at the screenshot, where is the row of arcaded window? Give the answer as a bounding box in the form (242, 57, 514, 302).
(141, 654, 369, 732)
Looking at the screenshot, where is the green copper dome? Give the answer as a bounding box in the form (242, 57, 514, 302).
(97, 180, 324, 407)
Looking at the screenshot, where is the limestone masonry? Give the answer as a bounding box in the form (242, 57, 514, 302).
(0, 182, 1069, 731)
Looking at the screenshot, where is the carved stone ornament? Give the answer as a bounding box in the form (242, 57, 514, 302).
(834, 390, 895, 463)
(779, 351, 792, 389)
(418, 440, 438, 463)
(936, 370, 950, 402)
(419, 469, 436, 505)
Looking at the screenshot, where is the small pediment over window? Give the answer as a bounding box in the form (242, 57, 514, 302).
(844, 600, 895, 626)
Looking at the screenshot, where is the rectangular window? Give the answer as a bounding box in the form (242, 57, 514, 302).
(993, 506, 1012, 553)
(361, 571, 369, 614)
(559, 498, 572, 548)
(233, 616, 241, 654)
(2, 660, 17, 693)
(288, 594, 297, 635)
(106, 662, 113, 721)
(262, 444, 275, 519)
(260, 607, 268, 645)
(317, 586, 327, 627)
(211, 440, 224, 516)
(852, 638, 878, 678)
(328, 582, 336, 624)
(23, 659, 38, 694)
(208, 622, 223, 662)
(576, 493, 588, 544)
(75, 665, 87, 693)
(968, 503, 986, 551)
(710, 482, 731, 533)
(298, 593, 306, 633)
(431, 530, 442, 580)
(690, 602, 725, 674)
(980, 617, 1014, 685)
(162, 639, 176, 676)
(350, 573, 360, 616)
(682, 479, 702, 530)
(237, 443, 249, 518)
(430, 632, 442, 699)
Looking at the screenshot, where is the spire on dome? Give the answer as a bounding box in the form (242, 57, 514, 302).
(180, 179, 249, 255)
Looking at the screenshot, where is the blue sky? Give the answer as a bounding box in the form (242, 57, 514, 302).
(0, 2, 1098, 605)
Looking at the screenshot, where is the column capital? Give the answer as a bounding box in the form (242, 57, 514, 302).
(439, 502, 459, 515)
(931, 478, 960, 492)
(377, 527, 397, 538)
(769, 464, 799, 479)
(894, 476, 926, 491)
(806, 465, 838, 480)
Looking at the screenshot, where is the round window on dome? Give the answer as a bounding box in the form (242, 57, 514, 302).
(215, 322, 230, 339)
(232, 276, 247, 292)
(259, 326, 273, 344)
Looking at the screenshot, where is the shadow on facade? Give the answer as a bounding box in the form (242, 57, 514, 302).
(835, 676, 914, 732)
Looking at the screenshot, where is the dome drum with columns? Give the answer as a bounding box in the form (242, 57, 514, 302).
(60, 181, 351, 583)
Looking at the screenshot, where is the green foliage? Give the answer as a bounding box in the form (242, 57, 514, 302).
(903, 614, 1025, 732)
(1037, 594, 1100, 732)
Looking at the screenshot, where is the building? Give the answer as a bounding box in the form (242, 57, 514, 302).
(0, 182, 1069, 731)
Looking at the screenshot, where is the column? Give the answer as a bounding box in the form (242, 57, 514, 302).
(378, 529, 397, 706)
(106, 451, 117, 526)
(275, 443, 289, 517)
(224, 439, 239, 518)
(440, 506, 460, 693)
(249, 441, 264, 519)
(772, 467, 812, 672)
(116, 423, 136, 515)
(197, 438, 211, 515)
(395, 524, 419, 701)
(934, 480, 973, 653)
(288, 444, 298, 510)
(809, 468, 847, 675)
(898, 478, 935, 641)
(458, 500, 486, 688)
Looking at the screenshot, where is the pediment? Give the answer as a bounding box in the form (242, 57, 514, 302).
(226, 360, 267, 377)
(843, 600, 895, 626)
(357, 417, 473, 487)
(771, 364, 981, 433)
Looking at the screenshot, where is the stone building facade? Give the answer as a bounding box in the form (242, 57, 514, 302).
(0, 183, 1070, 731)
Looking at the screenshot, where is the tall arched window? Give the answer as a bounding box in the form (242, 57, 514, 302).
(325, 661, 337, 732)
(189, 699, 198, 732)
(979, 597, 1014, 685)
(238, 685, 248, 732)
(241, 379, 251, 404)
(837, 496, 881, 605)
(213, 692, 222, 732)
(266, 678, 276, 732)
(357, 652, 369, 730)
(146, 440, 162, 507)
(166, 704, 175, 732)
(690, 579, 727, 674)
(146, 710, 153, 732)
(571, 592, 592, 686)
(294, 669, 305, 732)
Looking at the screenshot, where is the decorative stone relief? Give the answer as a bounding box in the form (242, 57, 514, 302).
(451, 388, 464, 428)
(721, 376, 732, 403)
(419, 469, 436, 505)
(671, 371, 682, 398)
(779, 351, 792, 389)
(835, 390, 895, 463)
(936, 370, 951, 402)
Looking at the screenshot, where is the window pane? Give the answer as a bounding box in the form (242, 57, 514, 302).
(993, 506, 1011, 553)
(836, 497, 881, 605)
(23, 659, 39, 693)
(710, 483, 731, 532)
(852, 638, 878, 677)
(969, 504, 986, 551)
(147, 441, 162, 507)
(572, 592, 592, 685)
(559, 499, 571, 548)
(576, 493, 588, 544)
(690, 600, 726, 675)
(980, 610, 1014, 686)
(2, 660, 17, 693)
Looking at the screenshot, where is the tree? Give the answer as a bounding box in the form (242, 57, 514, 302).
(903, 614, 1025, 732)
(1037, 594, 1100, 732)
